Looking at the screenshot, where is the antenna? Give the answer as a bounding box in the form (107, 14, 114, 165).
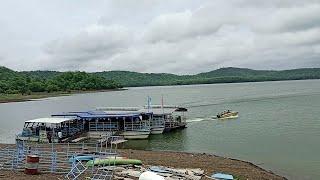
(147, 96, 152, 113)
(161, 95, 164, 114)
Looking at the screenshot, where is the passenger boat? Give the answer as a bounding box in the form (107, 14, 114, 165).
(97, 107, 166, 135)
(146, 105, 188, 132)
(52, 110, 152, 140)
(17, 104, 188, 143)
(16, 117, 81, 143)
(216, 110, 239, 120)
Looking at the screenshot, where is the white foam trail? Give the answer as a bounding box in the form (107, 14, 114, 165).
(187, 118, 205, 122)
(187, 117, 215, 122)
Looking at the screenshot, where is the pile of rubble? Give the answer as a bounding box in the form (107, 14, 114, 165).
(113, 165, 204, 180)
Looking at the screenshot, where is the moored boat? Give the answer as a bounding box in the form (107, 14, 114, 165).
(97, 106, 166, 135)
(16, 117, 81, 143)
(146, 105, 188, 132)
(53, 110, 152, 140)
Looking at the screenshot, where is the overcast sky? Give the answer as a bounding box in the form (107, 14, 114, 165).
(0, 0, 319, 74)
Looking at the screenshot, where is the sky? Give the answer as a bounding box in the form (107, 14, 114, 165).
(0, 0, 319, 74)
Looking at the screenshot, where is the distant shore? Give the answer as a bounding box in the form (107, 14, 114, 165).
(0, 88, 126, 104)
(0, 143, 287, 180)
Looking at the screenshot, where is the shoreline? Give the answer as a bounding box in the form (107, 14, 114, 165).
(0, 88, 126, 104)
(0, 143, 287, 180)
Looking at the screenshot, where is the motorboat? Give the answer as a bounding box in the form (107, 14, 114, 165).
(216, 110, 239, 120)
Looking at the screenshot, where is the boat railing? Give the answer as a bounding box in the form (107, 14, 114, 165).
(124, 123, 150, 131)
(151, 117, 165, 127)
(89, 122, 119, 132)
(0, 139, 120, 174)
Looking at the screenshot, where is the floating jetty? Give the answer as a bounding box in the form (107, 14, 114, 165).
(16, 105, 188, 143)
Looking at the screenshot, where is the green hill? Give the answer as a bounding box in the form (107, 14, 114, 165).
(4, 66, 320, 90)
(96, 67, 320, 87)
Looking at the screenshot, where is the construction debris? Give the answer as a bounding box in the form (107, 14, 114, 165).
(112, 165, 204, 180)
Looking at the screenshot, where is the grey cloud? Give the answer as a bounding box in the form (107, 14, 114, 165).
(43, 25, 132, 70)
(0, 0, 320, 73)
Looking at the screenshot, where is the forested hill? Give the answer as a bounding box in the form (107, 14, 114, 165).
(0, 66, 121, 94)
(21, 67, 320, 87)
(95, 67, 320, 87)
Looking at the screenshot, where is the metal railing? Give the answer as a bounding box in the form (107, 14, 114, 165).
(0, 136, 120, 180)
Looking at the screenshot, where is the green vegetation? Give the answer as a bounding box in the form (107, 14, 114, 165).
(19, 67, 320, 87)
(0, 66, 121, 95)
(95, 67, 320, 87)
(1, 66, 320, 103)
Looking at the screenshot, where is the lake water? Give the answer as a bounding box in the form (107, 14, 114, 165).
(0, 80, 319, 179)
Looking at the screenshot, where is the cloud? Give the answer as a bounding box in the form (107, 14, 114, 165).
(0, 0, 319, 73)
(42, 24, 133, 70)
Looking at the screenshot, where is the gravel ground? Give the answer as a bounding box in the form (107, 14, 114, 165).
(0, 148, 286, 180)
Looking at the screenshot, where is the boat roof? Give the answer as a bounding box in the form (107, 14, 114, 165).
(96, 106, 187, 115)
(141, 106, 188, 115)
(52, 110, 151, 119)
(25, 117, 75, 124)
(96, 107, 141, 111)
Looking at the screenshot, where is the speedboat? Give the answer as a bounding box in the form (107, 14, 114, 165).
(216, 111, 239, 120)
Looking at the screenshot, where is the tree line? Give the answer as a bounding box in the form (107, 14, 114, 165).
(0, 67, 121, 94)
(1, 66, 320, 95)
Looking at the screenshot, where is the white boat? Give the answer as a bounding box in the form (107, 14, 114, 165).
(16, 117, 79, 143)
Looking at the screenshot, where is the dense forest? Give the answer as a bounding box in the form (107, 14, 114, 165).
(96, 67, 320, 87)
(1, 66, 320, 95)
(0, 66, 121, 94)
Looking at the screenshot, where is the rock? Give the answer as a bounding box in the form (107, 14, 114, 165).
(187, 168, 204, 175)
(114, 167, 126, 171)
(122, 169, 142, 178)
(139, 171, 165, 180)
(113, 175, 125, 180)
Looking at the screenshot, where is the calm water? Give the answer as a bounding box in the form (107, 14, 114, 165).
(1, 80, 320, 179)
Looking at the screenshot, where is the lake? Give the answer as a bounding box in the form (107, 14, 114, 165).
(1, 80, 319, 179)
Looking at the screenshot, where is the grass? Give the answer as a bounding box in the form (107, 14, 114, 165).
(0, 92, 70, 103)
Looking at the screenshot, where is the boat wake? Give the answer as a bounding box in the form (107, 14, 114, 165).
(187, 117, 214, 123)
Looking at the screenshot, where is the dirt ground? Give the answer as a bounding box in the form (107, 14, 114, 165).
(119, 149, 286, 180)
(0, 148, 286, 180)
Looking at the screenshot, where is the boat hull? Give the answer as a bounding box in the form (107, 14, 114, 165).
(150, 127, 165, 134)
(119, 130, 150, 139)
(218, 115, 239, 120)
